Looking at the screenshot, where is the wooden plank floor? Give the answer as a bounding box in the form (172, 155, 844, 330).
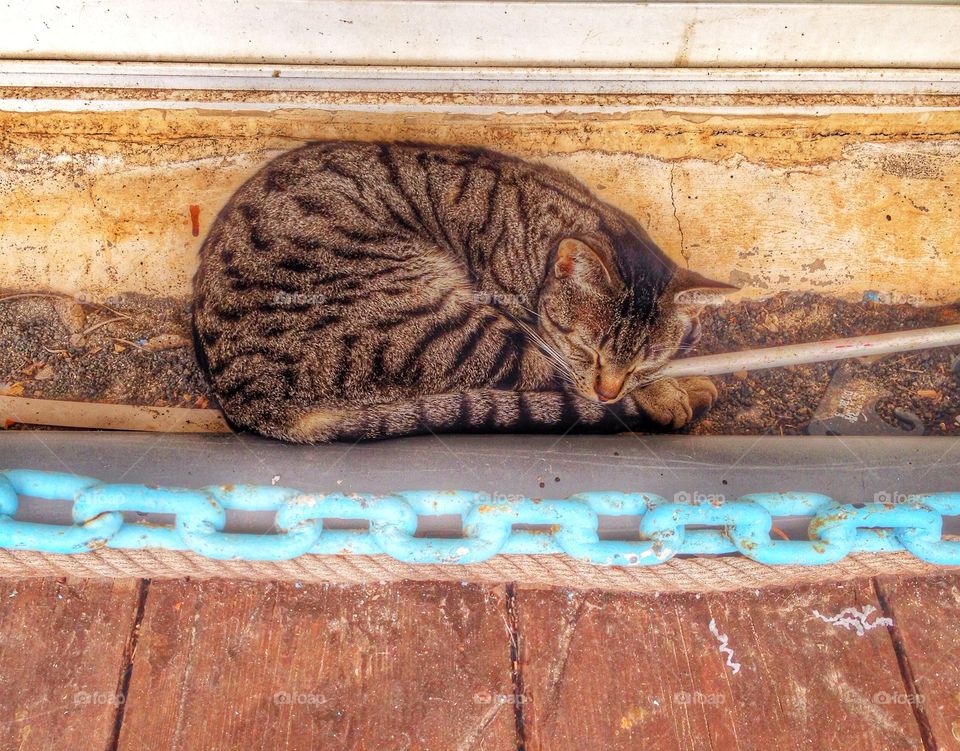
(515, 581, 920, 750)
(0, 579, 143, 751)
(1, 574, 957, 750)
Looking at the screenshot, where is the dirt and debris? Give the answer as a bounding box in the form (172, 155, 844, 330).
(687, 293, 960, 436)
(0, 290, 957, 436)
(0, 292, 210, 411)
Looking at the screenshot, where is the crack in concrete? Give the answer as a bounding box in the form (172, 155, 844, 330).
(669, 163, 689, 265)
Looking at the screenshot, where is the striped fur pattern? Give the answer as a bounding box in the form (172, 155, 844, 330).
(192, 141, 731, 442)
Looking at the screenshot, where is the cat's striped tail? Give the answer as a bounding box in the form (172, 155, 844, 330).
(277, 389, 656, 443)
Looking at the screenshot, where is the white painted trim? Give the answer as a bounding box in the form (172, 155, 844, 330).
(3, 1, 960, 68)
(4, 62, 960, 96)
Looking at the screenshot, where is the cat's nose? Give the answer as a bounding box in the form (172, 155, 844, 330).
(594, 376, 625, 403)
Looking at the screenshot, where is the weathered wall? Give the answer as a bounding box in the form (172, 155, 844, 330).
(2, 107, 959, 302)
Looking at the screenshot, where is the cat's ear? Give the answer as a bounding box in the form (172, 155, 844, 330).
(553, 238, 614, 287)
(670, 268, 739, 308)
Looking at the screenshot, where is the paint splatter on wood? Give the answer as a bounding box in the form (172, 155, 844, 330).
(812, 604, 893, 636)
(709, 617, 742, 674)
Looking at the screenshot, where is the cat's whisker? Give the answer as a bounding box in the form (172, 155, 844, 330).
(538, 341, 577, 379)
(536, 345, 576, 379)
(526, 338, 570, 373)
(515, 302, 539, 318)
(540, 348, 577, 382)
(528, 327, 572, 368)
(508, 314, 578, 380)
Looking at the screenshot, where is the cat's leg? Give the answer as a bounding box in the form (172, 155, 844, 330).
(280, 389, 587, 442)
(278, 385, 704, 443)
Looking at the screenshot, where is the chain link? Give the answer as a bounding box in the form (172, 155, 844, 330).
(0, 470, 957, 566)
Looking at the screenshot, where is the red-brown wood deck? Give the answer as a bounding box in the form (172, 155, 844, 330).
(1, 574, 957, 750)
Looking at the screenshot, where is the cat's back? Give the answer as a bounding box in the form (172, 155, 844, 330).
(228, 139, 524, 207)
(191, 141, 527, 379)
(197, 141, 527, 263)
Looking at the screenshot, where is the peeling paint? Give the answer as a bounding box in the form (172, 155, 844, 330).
(0, 107, 958, 302)
(708, 617, 741, 675)
(812, 605, 893, 636)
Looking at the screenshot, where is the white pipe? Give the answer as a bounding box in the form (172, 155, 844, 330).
(659, 323, 960, 379)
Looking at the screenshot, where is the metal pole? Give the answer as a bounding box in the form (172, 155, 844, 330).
(660, 323, 960, 379)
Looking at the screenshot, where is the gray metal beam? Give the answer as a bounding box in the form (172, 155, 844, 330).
(3, 432, 958, 536)
(3, 431, 958, 497)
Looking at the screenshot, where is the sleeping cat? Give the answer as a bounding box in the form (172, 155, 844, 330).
(192, 141, 734, 442)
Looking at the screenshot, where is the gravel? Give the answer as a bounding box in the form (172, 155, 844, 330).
(1, 290, 957, 436)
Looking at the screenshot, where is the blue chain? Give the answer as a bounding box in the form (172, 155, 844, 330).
(1, 469, 958, 566)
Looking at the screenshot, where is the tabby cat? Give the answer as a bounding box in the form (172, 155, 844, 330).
(192, 141, 734, 442)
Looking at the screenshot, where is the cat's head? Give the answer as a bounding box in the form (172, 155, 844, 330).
(537, 237, 736, 403)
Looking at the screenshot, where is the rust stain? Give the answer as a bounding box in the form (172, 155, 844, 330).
(770, 526, 790, 541)
(189, 204, 201, 237)
(618, 705, 647, 731)
(674, 20, 697, 68)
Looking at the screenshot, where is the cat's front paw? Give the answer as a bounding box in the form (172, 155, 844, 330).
(626, 376, 717, 429)
(677, 376, 718, 417)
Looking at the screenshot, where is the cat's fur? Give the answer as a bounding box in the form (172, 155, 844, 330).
(192, 141, 733, 442)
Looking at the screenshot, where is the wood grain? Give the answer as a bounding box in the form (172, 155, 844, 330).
(0, 577, 143, 751)
(876, 574, 960, 749)
(0, 395, 231, 433)
(117, 580, 517, 751)
(515, 579, 925, 750)
(6, 574, 960, 749)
